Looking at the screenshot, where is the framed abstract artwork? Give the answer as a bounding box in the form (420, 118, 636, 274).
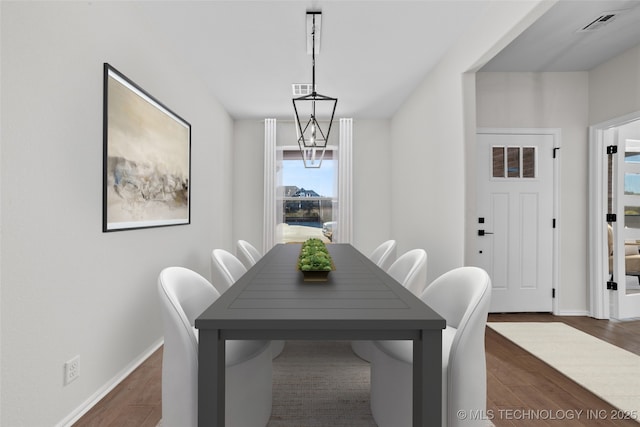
(103, 63, 191, 232)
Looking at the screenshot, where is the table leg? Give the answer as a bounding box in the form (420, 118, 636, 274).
(199, 329, 225, 426)
(413, 329, 442, 427)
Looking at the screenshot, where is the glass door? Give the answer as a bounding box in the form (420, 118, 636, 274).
(611, 120, 640, 318)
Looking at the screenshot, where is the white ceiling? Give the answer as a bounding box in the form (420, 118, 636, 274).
(481, 0, 640, 72)
(136, 0, 640, 120)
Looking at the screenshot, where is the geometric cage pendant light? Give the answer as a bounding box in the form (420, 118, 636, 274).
(292, 11, 338, 168)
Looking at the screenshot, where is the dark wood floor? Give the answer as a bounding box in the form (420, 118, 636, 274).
(73, 348, 162, 427)
(486, 313, 640, 427)
(73, 313, 640, 427)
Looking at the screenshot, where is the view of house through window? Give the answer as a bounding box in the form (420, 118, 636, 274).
(280, 151, 335, 244)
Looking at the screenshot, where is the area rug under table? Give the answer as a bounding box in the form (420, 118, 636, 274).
(268, 341, 375, 427)
(488, 322, 640, 423)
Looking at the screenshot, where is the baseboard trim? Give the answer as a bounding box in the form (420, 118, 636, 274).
(56, 338, 164, 427)
(555, 310, 590, 316)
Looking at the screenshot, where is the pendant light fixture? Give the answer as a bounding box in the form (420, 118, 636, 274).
(292, 11, 338, 168)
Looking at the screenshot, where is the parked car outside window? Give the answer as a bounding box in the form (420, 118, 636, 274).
(322, 221, 337, 241)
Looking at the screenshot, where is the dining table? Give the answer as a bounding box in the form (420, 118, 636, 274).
(195, 243, 445, 427)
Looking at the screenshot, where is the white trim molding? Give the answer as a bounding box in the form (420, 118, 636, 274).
(589, 123, 611, 319)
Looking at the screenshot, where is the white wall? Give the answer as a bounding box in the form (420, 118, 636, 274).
(351, 120, 392, 255)
(476, 72, 590, 314)
(232, 120, 265, 251)
(390, 62, 467, 283)
(589, 44, 640, 125)
(390, 1, 552, 284)
(232, 119, 391, 257)
(1, 2, 233, 426)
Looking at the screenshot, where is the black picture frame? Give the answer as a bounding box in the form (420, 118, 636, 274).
(103, 63, 191, 232)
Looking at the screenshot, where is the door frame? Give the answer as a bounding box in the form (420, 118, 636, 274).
(589, 110, 640, 319)
(476, 127, 561, 315)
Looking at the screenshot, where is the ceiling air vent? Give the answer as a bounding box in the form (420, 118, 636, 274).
(292, 83, 314, 96)
(577, 10, 626, 32)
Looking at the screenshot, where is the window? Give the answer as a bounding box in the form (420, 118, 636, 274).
(264, 118, 351, 252)
(280, 150, 335, 243)
(492, 145, 536, 179)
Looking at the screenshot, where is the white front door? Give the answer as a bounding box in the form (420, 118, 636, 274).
(475, 129, 557, 312)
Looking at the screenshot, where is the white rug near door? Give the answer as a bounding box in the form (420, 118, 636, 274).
(488, 322, 640, 423)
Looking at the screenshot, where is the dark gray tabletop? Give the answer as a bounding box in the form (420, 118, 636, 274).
(196, 243, 445, 336)
(195, 243, 445, 427)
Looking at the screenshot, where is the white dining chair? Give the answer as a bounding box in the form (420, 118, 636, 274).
(369, 266, 491, 427)
(213, 247, 285, 359)
(352, 247, 427, 362)
(157, 266, 272, 427)
(369, 239, 397, 271)
(236, 239, 262, 269)
(352, 240, 397, 361)
(210, 249, 247, 294)
(387, 248, 428, 296)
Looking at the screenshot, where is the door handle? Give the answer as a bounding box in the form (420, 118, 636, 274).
(478, 230, 494, 236)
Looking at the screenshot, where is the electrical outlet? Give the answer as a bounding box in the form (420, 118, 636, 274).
(64, 355, 80, 385)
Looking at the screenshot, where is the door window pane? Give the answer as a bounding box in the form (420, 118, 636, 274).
(624, 139, 640, 163)
(491, 145, 536, 179)
(523, 147, 536, 178)
(507, 147, 520, 178)
(624, 173, 640, 195)
(492, 147, 504, 178)
(625, 206, 640, 229)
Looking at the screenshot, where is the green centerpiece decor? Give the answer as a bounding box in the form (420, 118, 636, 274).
(298, 238, 334, 282)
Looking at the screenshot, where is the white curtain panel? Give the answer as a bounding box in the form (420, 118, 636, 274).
(336, 118, 353, 244)
(263, 118, 278, 253)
